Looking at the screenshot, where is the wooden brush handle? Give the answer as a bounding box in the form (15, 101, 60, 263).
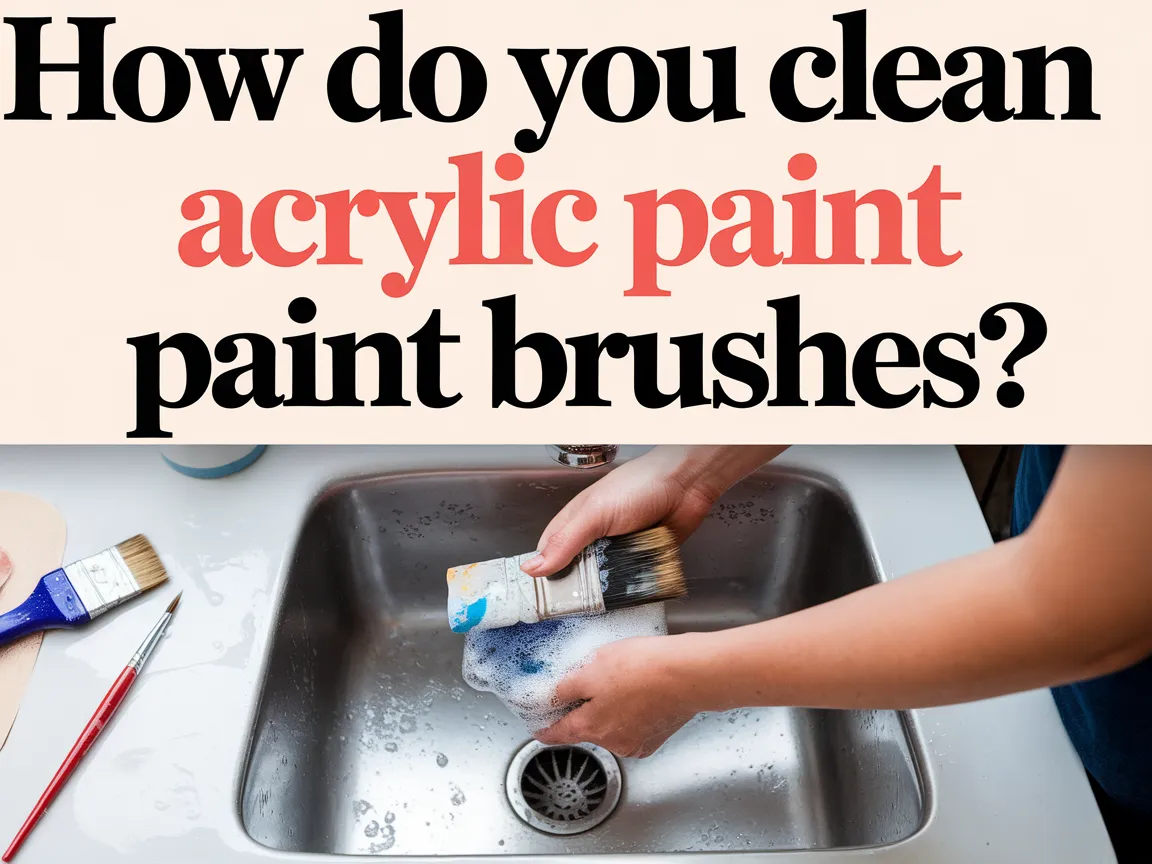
(3, 667, 136, 862)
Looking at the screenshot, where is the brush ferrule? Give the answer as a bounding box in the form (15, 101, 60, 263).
(537, 547, 605, 620)
(129, 612, 172, 671)
(64, 547, 142, 620)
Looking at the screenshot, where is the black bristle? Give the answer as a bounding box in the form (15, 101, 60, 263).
(599, 526, 687, 610)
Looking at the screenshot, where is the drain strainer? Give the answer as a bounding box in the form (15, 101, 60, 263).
(506, 741, 622, 835)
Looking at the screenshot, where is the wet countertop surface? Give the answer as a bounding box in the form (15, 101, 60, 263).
(0, 446, 1114, 863)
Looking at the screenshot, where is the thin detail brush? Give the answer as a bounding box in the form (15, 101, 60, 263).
(446, 526, 687, 633)
(2, 593, 182, 862)
(0, 535, 167, 649)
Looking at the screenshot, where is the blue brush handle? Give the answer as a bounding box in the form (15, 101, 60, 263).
(0, 569, 91, 648)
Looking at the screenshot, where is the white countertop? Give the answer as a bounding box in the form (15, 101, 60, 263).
(0, 446, 1115, 863)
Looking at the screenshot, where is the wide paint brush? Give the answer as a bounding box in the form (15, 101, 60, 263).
(0, 535, 167, 649)
(446, 526, 687, 633)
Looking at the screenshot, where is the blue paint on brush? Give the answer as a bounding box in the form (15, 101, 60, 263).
(450, 597, 489, 633)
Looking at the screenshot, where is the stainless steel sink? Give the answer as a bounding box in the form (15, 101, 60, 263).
(240, 467, 926, 855)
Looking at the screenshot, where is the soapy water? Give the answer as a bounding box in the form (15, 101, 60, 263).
(462, 603, 667, 732)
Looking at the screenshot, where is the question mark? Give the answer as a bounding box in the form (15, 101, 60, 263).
(978, 303, 1048, 408)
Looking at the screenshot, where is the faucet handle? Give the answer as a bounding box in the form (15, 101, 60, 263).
(546, 445, 619, 469)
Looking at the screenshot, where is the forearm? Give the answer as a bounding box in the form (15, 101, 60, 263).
(539, 448, 1152, 756)
(677, 534, 1146, 712)
(654, 445, 789, 503)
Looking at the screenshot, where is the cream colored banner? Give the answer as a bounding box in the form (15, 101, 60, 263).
(0, 0, 1146, 443)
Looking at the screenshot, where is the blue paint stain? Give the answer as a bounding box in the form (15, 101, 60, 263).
(465, 619, 562, 677)
(450, 597, 489, 633)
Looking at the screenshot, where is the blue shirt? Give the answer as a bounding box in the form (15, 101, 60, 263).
(1012, 445, 1152, 815)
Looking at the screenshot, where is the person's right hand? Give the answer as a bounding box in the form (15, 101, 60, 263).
(522, 445, 786, 578)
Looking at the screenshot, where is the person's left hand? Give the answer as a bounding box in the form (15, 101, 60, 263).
(533, 635, 701, 758)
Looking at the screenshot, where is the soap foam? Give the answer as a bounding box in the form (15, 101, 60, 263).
(462, 604, 668, 732)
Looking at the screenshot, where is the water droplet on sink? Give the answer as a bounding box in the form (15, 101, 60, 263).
(385, 741, 399, 753)
(436, 752, 449, 767)
(384, 811, 395, 824)
(364, 820, 380, 838)
(352, 799, 373, 816)
(399, 714, 417, 733)
(450, 785, 466, 806)
(368, 825, 396, 853)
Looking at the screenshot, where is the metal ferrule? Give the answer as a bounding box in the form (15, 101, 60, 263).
(534, 546, 606, 620)
(546, 446, 619, 469)
(128, 612, 173, 671)
(63, 547, 142, 620)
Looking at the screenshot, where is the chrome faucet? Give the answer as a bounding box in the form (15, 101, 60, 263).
(546, 445, 619, 469)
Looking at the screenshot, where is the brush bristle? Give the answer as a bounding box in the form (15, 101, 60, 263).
(600, 526, 687, 610)
(116, 534, 168, 591)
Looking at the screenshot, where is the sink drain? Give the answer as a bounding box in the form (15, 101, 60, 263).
(506, 741, 622, 835)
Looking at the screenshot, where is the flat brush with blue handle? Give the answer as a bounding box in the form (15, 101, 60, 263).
(0, 535, 167, 647)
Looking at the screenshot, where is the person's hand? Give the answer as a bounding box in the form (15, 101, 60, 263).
(521, 448, 712, 577)
(533, 634, 703, 758)
(522, 446, 785, 578)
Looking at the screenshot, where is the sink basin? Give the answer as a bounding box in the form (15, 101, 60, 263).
(240, 467, 926, 855)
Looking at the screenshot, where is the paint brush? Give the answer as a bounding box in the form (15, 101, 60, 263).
(0, 535, 167, 649)
(446, 526, 687, 633)
(2, 592, 181, 862)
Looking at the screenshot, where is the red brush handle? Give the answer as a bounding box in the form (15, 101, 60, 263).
(2, 666, 137, 862)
